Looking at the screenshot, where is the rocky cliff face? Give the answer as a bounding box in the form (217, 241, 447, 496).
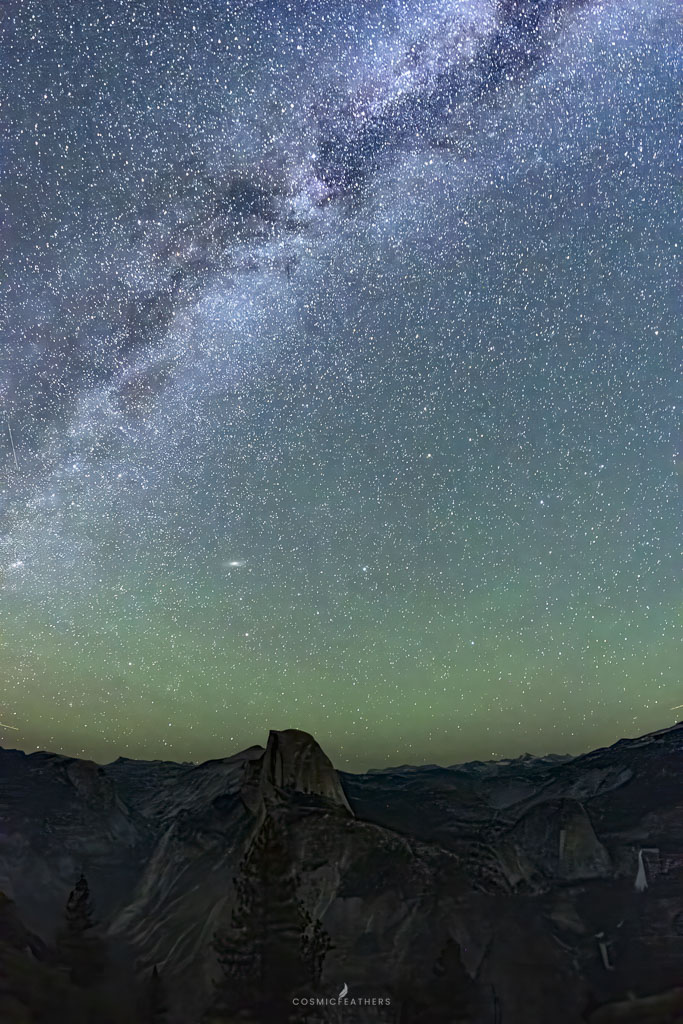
(1, 723, 682, 1023)
(241, 728, 353, 816)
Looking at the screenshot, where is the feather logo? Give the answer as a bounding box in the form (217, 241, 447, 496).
(338, 982, 348, 999)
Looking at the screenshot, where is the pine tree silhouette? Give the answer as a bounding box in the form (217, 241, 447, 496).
(432, 936, 477, 1022)
(57, 873, 106, 989)
(139, 965, 168, 1024)
(396, 935, 477, 1024)
(207, 814, 331, 1023)
(301, 914, 332, 987)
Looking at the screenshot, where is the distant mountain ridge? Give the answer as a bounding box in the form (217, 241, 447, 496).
(366, 750, 575, 775)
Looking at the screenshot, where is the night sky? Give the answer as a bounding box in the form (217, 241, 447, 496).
(0, 0, 679, 769)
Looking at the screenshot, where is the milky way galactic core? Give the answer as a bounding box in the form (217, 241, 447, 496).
(0, 0, 679, 767)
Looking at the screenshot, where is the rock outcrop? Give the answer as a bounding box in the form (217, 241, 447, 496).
(508, 797, 612, 883)
(241, 728, 353, 816)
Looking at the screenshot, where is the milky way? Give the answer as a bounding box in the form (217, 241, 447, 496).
(0, 0, 679, 767)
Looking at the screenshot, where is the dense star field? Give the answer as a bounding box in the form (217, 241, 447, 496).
(0, 0, 678, 768)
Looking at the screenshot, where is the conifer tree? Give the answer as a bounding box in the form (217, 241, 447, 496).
(57, 874, 106, 989)
(139, 965, 168, 1024)
(207, 814, 331, 1023)
(301, 914, 332, 987)
(396, 936, 477, 1024)
(431, 936, 477, 1022)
